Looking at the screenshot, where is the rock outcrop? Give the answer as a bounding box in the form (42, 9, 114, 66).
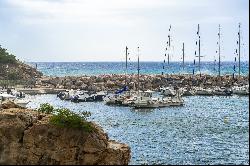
(0, 108, 131, 165)
(0, 101, 22, 109)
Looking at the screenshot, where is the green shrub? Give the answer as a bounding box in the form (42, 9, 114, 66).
(37, 103, 55, 114)
(37, 103, 93, 132)
(50, 108, 93, 131)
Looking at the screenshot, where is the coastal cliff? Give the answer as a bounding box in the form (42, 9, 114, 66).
(0, 107, 131, 165)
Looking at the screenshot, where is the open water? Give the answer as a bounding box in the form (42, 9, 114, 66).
(28, 61, 249, 76)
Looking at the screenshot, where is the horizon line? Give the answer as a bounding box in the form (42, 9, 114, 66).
(25, 60, 250, 63)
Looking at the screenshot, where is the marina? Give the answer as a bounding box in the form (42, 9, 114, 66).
(0, 0, 249, 165)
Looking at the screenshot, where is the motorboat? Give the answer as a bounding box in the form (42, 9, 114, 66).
(103, 87, 130, 105)
(179, 87, 196, 96)
(122, 93, 138, 106)
(212, 87, 233, 96)
(159, 87, 176, 96)
(232, 85, 249, 95)
(71, 91, 90, 102)
(104, 91, 132, 105)
(0, 93, 30, 108)
(0, 89, 25, 98)
(11, 90, 26, 98)
(131, 90, 184, 108)
(71, 91, 107, 102)
(0, 93, 16, 99)
(57, 89, 77, 100)
(194, 87, 213, 96)
(91, 91, 107, 101)
(13, 99, 30, 108)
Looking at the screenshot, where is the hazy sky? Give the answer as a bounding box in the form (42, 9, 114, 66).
(0, 0, 249, 62)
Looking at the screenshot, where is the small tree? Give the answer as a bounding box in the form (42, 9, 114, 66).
(37, 103, 55, 114)
(0, 45, 17, 64)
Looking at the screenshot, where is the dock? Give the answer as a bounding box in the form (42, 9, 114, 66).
(15, 88, 67, 95)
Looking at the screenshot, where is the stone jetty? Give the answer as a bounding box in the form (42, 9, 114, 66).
(30, 74, 249, 92)
(0, 103, 131, 165)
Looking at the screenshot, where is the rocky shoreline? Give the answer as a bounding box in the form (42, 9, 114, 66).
(33, 74, 249, 92)
(0, 104, 131, 165)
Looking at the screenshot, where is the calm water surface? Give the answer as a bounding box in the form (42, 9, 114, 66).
(26, 95, 249, 165)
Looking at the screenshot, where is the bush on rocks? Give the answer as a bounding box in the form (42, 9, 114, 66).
(37, 103, 93, 132)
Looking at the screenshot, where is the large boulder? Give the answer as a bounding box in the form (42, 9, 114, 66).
(0, 109, 131, 165)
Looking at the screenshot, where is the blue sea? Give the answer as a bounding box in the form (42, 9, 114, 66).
(26, 95, 249, 165)
(28, 61, 249, 76)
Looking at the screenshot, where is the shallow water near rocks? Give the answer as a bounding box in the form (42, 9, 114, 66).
(26, 95, 249, 165)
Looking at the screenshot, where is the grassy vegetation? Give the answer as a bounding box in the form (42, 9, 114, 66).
(37, 103, 94, 132)
(0, 45, 17, 64)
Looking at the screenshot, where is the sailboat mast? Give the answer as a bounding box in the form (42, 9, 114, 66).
(198, 24, 201, 76)
(195, 24, 203, 76)
(125, 46, 128, 86)
(238, 23, 241, 77)
(167, 54, 170, 65)
(168, 25, 171, 67)
(182, 42, 185, 70)
(218, 24, 221, 76)
(213, 57, 216, 72)
(137, 47, 140, 93)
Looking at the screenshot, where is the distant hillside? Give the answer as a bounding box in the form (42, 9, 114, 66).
(0, 45, 43, 81)
(0, 45, 17, 64)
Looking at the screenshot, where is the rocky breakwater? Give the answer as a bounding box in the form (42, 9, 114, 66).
(0, 104, 131, 165)
(35, 74, 249, 91)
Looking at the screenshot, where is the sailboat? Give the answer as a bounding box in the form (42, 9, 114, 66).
(231, 23, 249, 95)
(160, 25, 176, 96)
(104, 46, 131, 105)
(211, 24, 233, 96)
(130, 47, 184, 108)
(160, 25, 184, 97)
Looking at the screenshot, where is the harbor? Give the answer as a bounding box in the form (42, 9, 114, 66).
(0, 0, 249, 165)
(0, 45, 249, 165)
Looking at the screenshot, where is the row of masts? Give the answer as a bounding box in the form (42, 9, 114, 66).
(161, 23, 243, 77)
(123, 23, 243, 91)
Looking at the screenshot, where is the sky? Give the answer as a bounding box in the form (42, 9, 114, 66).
(0, 0, 249, 62)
